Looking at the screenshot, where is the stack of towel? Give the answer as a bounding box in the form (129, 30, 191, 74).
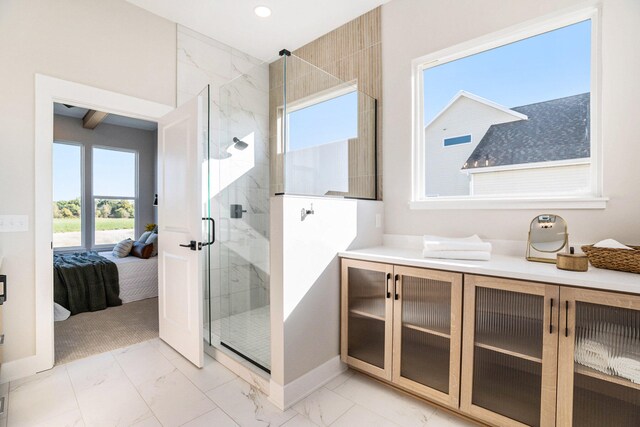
(574, 323, 640, 384)
(422, 235, 492, 261)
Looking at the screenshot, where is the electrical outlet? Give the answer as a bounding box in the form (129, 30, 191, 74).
(0, 215, 29, 232)
(375, 213, 382, 228)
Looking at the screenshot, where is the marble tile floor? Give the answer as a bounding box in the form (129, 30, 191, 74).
(4, 338, 477, 427)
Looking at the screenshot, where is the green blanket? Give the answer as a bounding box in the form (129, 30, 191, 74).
(54, 251, 122, 315)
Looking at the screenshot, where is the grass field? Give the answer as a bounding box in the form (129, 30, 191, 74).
(53, 218, 134, 233)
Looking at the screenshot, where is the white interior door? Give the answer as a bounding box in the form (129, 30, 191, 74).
(157, 94, 206, 368)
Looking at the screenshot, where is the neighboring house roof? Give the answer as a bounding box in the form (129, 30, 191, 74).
(425, 90, 528, 129)
(463, 93, 590, 170)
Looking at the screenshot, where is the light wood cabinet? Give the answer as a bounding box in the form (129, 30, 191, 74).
(341, 259, 394, 380)
(557, 288, 640, 427)
(340, 256, 640, 427)
(460, 275, 559, 427)
(341, 259, 463, 406)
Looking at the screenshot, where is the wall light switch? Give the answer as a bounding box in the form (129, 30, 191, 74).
(0, 215, 29, 232)
(375, 213, 382, 228)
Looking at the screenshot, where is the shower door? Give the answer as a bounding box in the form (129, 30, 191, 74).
(206, 62, 271, 372)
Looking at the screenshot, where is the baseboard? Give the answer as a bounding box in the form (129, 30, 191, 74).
(0, 355, 40, 384)
(270, 356, 347, 410)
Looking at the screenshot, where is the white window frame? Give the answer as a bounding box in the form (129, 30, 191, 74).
(52, 141, 85, 252)
(283, 83, 358, 153)
(91, 145, 139, 250)
(411, 7, 606, 210)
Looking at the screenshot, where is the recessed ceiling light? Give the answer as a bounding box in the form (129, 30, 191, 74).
(254, 5, 271, 18)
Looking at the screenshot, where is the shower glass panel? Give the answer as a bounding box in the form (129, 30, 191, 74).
(206, 61, 271, 372)
(271, 54, 377, 199)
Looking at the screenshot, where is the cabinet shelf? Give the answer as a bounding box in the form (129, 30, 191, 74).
(474, 333, 543, 363)
(349, 309, 385, 322)
(574, 363, 640, 391)
(403, 322, 451, 339)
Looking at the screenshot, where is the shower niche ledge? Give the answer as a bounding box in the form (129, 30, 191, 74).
(340, 255, 640, 427)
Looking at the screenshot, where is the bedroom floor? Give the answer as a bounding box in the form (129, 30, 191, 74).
(5, 338, 476, 427)
(55, 297, 159, 365)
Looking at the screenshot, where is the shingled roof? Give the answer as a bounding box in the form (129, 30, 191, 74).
(463, 93, 590, 170)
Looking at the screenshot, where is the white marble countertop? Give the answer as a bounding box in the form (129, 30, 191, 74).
(339, 246, 640, 295)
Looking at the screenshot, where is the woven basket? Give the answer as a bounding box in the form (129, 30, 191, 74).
(581, 245, 640, 274)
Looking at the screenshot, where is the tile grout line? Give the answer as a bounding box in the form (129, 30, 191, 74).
(62, 365, 89, 426)
(110, 340, 166, 426)
(324, 373, 404, 427)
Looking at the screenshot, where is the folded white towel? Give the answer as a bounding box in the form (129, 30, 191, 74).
(423, 234, 492, 252)
(609, 356, 640, 384)
(422, 249, 491, 261)
(594, 239, 634, 250)
(575, 338, 610, 373)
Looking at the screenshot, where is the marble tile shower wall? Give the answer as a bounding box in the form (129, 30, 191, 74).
(177, 26, 270, 324)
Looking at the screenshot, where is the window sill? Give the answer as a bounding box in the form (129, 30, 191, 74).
(409, 196, 608, 210)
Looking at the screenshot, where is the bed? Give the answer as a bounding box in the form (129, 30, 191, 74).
(98, 251, 158, 303)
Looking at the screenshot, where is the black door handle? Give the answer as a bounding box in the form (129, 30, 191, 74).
(201, 217, 215, 247)
(179, 240, 198, 251)
(394, 274, 400, 300)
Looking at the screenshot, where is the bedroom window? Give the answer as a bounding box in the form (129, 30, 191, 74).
(53, 142, 83, 249)
(412, 10, 604, 209)
(92, 147, 137, 245)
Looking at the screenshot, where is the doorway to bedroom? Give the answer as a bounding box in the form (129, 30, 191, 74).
(52, 103, 160, 365)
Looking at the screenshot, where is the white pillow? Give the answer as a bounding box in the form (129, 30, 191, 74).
(145, 233, 158, 257)
(112, 238, 134, 258)
(138, 231, 152, 243)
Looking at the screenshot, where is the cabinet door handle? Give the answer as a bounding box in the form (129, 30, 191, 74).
(386, 273, 391, 299)
(565, 301, 570, 337)
(394, 274, 399, 300)
(549, 298, 554, 334)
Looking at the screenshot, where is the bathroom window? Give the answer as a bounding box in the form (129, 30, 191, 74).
(412, 10, 604, 209)
(284, 87, 358, 196)
(286, 89, 358, 152)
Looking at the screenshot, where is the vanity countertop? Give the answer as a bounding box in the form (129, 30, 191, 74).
(339, 246, 640, 295)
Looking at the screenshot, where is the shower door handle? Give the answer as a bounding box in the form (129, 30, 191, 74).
(201, 217, 215, 247)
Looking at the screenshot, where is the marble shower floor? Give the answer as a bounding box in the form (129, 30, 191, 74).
(211, 305, 271, 369)
(3, 338, 477, 427)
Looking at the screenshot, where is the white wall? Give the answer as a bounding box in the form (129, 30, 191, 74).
(382, 0, 640, 243)
(270, 195, 383, 407)
(54, 114, 158, 246)
(0, 0, 176, 364)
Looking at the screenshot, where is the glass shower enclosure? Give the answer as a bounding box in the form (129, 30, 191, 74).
(204, 60, 272, 372)
(203, 51, 377, 374)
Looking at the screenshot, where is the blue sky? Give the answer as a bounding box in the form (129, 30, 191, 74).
(424, 20, 591, 124)
(53, 144, 136, 201)
(288, 90, 358, 151)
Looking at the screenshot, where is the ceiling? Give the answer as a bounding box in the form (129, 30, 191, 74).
(125, 0, 389, 61)
(54, 103, 157, 131)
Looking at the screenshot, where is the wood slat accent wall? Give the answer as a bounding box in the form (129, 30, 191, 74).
(268, 7, 382, 199)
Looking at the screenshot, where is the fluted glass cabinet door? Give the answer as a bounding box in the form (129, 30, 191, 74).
(341, 258, 394, 380)
(392, 266, 462, 407)
(461, 275, 559, 427)
(558, 288, 640, 427)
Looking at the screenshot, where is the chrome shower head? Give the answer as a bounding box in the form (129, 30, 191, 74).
(232, 137, 249, 150)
